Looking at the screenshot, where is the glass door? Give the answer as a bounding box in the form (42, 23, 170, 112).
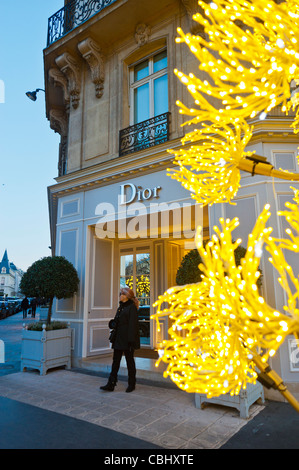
(120, 247, 151, 346)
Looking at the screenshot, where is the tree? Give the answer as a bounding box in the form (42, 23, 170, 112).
(20, 256, 80, 325)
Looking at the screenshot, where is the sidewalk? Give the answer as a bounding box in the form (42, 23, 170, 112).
(0, 311, 298, 449)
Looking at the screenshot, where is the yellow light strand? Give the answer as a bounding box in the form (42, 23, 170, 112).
(152, 195, 299, 398)
(169, 0, 299, 206)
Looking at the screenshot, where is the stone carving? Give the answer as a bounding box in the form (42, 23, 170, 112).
(48, 67, 70, 112)
(49, 107, 68, 177)
(49, 107, 68, 136)
(78, 37, 105, 98)
(55, 52, 81, 109)
(135, 23, 151, 46)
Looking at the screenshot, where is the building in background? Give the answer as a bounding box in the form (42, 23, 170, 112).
(45, 0, 299, 399)
(0, 250, 23, 297)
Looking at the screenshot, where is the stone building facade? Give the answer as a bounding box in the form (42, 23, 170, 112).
(45, 0, 299, 399)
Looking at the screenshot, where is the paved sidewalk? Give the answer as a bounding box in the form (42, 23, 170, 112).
(1, 311, 298, 450)
(0, 369, 260, 449)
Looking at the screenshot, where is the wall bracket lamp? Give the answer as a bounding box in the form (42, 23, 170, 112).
(25, 88, 45, 101)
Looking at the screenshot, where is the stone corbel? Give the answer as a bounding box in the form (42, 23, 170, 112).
(49, 107, 68, 136)
(78, 37, 105, 98)
(180, 0, 205, 36)
(55, 52, 81, 109)
(48, 67, 70, 113)
(49, 107, 68, 177)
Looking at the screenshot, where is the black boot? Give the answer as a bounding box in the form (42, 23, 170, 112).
(126, 383, 135, 393)
(100, 380, 116, 391)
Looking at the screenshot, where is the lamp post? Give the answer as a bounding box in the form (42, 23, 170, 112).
(25, 88, 45, 101)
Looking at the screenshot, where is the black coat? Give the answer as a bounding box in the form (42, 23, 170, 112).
(109, 299, 140, 350)
(21, 298, 29, 309)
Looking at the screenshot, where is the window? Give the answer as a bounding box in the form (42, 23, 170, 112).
(130, 50, 168, 124)
(120, 248, 151, 345)
(1, 268, 6, 274)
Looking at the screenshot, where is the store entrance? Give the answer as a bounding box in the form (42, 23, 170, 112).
(120, 245, 151, 347)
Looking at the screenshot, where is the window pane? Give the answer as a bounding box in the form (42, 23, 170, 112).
(136, 275, 150, 302)
(136, 253, 150, 275)
(134, 59, 149, 81)
(154, 50, 167, 73)
(134, 83, 149, 123)
(154, 74, 168, 116)
(120, 255, 133, 276)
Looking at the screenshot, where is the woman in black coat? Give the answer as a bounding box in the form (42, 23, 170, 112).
(100, 287, 140, 393)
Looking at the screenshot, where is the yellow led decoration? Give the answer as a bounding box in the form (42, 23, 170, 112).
(152, 0, 299, 412)
(152, 198, 299, 399)
(168, 0, 299, 205)
(175, 0, 299, 129)
(168, 120, 254, 205)
(123, 275, 150, 297)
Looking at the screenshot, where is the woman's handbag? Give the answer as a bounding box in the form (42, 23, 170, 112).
(108, 305, 122, 343)
(109, 328, 117, 343)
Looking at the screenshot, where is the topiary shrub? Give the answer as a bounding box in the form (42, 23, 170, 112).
(20, 256, 80, 326)
(176, 243, 262, 287)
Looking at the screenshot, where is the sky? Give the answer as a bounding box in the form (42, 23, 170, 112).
(0, 1, 63, 272)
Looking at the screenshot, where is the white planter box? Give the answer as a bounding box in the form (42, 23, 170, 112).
(21, 324, 72, 376)
(195, 382, 265, 418)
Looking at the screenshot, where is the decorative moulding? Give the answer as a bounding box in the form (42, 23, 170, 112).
(78, 37, 105, 99)
(48, 67, 70, 112)
(135, 23, 151, 46)
(55, 52, 81, 109)
(49, 107, 68, 137)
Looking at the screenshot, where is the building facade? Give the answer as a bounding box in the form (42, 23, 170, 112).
(45, 0, 299, 398)
(0, 250, 23, 297)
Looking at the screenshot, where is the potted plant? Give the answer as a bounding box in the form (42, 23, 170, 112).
(176, 243, 262, 287)
(19, 256, 80, 375)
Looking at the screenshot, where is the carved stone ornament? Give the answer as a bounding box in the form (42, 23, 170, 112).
(48, 67, 70, 112)
(49, 107, 68, 136)
(180, 0, 206, 36)
(78, 37, 105, 98)
(55, 52, 81, 109)
(135, 23, 151, 46)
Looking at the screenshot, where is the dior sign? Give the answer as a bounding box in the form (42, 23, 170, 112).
(119, 183, 161, 205)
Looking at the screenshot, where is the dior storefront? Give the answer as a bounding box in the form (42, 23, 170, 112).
(49, 168, 203, 362)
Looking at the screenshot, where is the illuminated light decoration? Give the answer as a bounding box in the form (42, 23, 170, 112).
(168, 120, 299, 206)
(123, 275, 150, 296)
(167, 0, 299, 205)
(168, 120, 254, 205)
(152, 0, 299, 411)
(152, 199, 299, 400)
(174, 0, 299, 132)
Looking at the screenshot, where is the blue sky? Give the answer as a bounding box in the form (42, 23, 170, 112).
(0, 1, 63, 271)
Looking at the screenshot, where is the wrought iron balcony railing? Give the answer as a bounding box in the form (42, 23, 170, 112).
(119, 112, 170, 157)
(47, 0, 118, 46)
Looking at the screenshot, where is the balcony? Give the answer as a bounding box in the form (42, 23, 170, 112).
(47, 0, 118, 46)
(119, 112, 170, 157)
